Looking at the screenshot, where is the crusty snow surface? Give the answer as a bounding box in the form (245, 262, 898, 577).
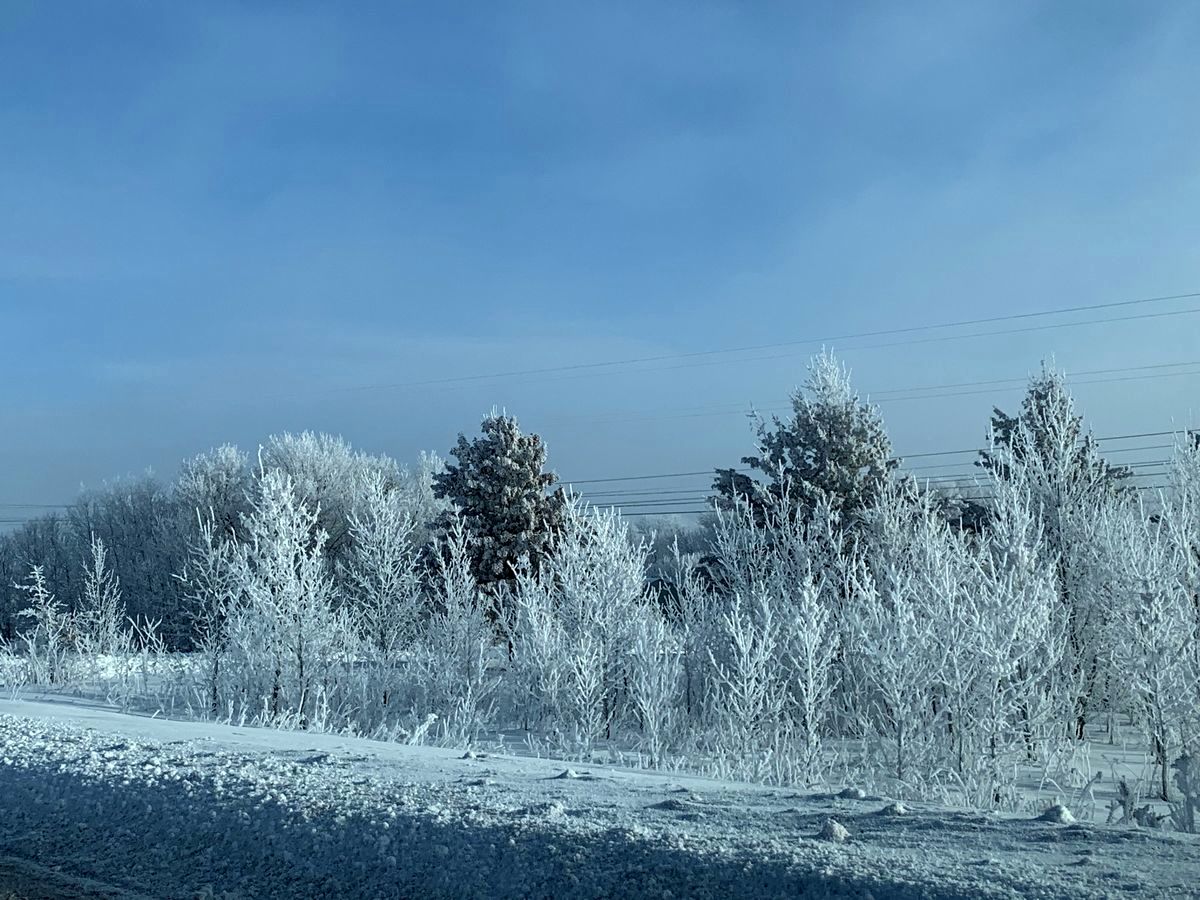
(1, 700, 1198, 899)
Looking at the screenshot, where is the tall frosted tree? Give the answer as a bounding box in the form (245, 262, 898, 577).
(979, 364, 1131, 738)
(176, 444, 252, 540)
(979, 363, 1130, 492)
(713, 350, 898, 529)
(433, 412, 567, 604)
(258, 432, 403, 565)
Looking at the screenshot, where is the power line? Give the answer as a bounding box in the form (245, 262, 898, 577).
(583, 457, 1178, 501)
(5, 440, 1179, 512)
(597, 481, 1176, 516)
(872, 360, 1200, 397)
(563, 429, 1195, 485)
(577, 486, 716, 499)
(953, 483, 1170, 503)
(547, 362, 1200, 427)
(566, 469, 737, 486)
(895, 443, 1173, 476)
(614, 509, 713, 517)
(582, 459, 1178, 503)
(3, 425, 1193, 521)
(329, 291, 1200, 394)
(590, 497, 715, 509)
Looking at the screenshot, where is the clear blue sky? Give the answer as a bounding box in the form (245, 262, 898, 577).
(3, 2, 1199, 509)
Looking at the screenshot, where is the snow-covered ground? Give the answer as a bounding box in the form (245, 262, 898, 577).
(1, 700, 1198, 899)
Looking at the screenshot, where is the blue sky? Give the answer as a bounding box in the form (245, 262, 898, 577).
(2, 2, 1199, 509)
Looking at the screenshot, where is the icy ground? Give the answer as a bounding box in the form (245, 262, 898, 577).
(1, 701, 1198, 899)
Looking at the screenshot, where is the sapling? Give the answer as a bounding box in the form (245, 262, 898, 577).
(628, 609, 683, 767)
(345, 471, 426, 717)
(15, 566, 72, 686)
(417, 515, 498, 743)
(176, 512, 240, 715)
(224, 467, 350, 730)
(1104, 500, 1197, 799)
(75, 535, 131, 670)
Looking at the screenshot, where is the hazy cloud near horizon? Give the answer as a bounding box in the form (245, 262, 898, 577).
(2, 2, 1199, 507)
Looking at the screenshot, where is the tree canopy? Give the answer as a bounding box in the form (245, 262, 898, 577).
(713, 351, 898, 530)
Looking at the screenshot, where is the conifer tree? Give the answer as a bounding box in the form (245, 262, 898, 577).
(433, 412, 567, 604)
(978, 363, 1131, 491)
(713, 350, 897, 530)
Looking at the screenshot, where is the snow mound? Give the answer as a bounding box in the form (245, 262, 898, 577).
(524, 801, 567, 819)
(818, 818, 850, 843)
(552, 768, 598, 781)
(1037, 804, 1077, 824)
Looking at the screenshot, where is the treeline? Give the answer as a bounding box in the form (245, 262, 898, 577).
(0, 435, 446, 646)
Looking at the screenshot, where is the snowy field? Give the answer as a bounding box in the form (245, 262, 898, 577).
(1, 699, 1198, 899)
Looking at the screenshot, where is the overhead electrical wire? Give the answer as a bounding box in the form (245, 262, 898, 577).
(562, 429, 1194, 486)
(329, 291, 1200, 394)
(3, 428, 1186, 522)
(4, 379, 1195, 523)
(546, 362, 1200, 427)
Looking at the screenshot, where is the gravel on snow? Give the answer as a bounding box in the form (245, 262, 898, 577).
(0, 701, 1198, 899)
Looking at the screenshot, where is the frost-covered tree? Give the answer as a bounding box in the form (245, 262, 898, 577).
(66, 474, 187, 642)
(960, 476, 1065, 800)
(979, 364, 1130, 493)
(1104, 434, 1200, 798)
(707, 590, 788, 764)
(14, 566, 71, 685)
(0, 539, 19, 642)
(1168, 433, 1200, 609)
(845, 479, 1064, 800)
(714, 350, 897, 530)
(258, 432, 402, 565)
(345, 470, 425, 659)
(3, 515, 79, 620)
(176, 444, 252, 540)
(628, 608, 683, 766)
(665, 542, 722, 722)
(848, 485, 960, 788)
(702, 489, 843, 781)
(627, 514, 717, 608)
(176, 512, 241, 715)
(1171, 754, 1199, 834)
(74, 535, 128, 658)
(433, 412, 566, 599)
(980, 366, 1131, 738)
(1102, 501, 1198, 799)
(411, 514, 498, 741)
(395, 451, 450, 547)
(506, 500, 654, 751)
(225, 469, 350, 728)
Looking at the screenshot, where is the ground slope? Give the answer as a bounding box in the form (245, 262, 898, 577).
(0, 700, 1197, 899)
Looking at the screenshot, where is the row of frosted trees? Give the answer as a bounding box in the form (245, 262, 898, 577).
(3, 359, 1199, 821)
(0, 433, 446, 644)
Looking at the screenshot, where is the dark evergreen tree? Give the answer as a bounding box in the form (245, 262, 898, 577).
(978, 364, 1131, 492)
(713, 350, 898, 530)
(433, 412, 567, 603)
